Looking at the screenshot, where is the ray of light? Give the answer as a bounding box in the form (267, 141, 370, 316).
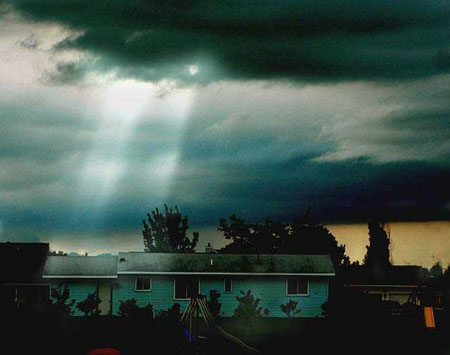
(74, 77, 196, 227)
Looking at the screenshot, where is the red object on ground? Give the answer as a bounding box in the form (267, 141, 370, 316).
(86, 348, 120, 355)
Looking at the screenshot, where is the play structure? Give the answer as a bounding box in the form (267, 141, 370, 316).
(405, 285, 437, 329)
(180, 295, 259, 353)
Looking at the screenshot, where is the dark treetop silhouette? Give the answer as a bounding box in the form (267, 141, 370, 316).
(218, 208, 349, 268)
(142, 205, 199, 253)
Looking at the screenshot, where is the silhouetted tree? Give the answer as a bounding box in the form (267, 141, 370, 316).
(142, 204, 199, 253)
(218, 208, 350, 268)
(284, 208, 350, 268)
(363, 220, 390, 273)
(218, 215, 286, 254)
(76, 292, 101, 316)
(48, 250, 67, 256)
(429, 261, 443, 277)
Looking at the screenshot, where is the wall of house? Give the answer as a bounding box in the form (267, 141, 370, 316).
(113, 275, 330, 318)
(49, 281, 98, 316)
(112, 275, 190, 315)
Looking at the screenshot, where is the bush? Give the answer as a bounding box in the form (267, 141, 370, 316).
(48, 285, 75, 317)
(76, 293, 101, 317)
(208, 290, 222, 318)
(118, 298, 154, 318)
(281, 300, 301, 317)
(233, 290, 269, 332)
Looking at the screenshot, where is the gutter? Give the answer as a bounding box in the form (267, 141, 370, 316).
(117, 271, 335, 276)
(347, 284, 418, 288)
(42, 275, 117, 279)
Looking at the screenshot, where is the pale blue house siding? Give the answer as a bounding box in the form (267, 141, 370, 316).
(112, 275, 190, 315)
(200, 276, 328, 318)
(113, 275, 329, 317)
(49, 282, 98, 316)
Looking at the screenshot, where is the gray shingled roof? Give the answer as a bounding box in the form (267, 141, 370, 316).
(117, 253, 335, 275)
(43, 256, 118, 278)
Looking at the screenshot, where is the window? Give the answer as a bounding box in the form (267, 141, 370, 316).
(174, 277, 199, 299)
(287, 278, 308, 295)
(135, 277, 152, 291)
(224, 278, 232, 293)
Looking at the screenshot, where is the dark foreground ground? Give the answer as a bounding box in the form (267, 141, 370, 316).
(4, 310, 449, 355)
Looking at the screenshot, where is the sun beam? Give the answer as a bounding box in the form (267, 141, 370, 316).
(75, 77, 195, 218)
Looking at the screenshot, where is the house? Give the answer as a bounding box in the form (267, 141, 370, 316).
(0, 242, 50, 312)
(43, 255, 118, 315)
(44, 252, 335, 317)
(116, 252, 335, 317)
(342, 265, 428, 304)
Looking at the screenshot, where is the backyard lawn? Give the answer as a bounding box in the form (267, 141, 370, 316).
(3, 312, 449, 355)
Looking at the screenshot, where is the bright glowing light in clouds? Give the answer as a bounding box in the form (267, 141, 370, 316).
(78, 79, 153, 203)
(188, 65, 199, 76)
(102, 79, 153, 123)
(76, 77, 195, 211)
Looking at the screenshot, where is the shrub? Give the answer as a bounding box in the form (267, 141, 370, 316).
(167, 303, 181, 320)
(208, 290, 222, 318)
(118, 298, 154, 318)
(49, 285, 75, 316)
(281, 300, 301, 317)
(76, 293, 101, 317)
(233, 290, 268, 331)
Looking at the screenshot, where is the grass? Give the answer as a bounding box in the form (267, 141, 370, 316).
(3, 312, 449, 354)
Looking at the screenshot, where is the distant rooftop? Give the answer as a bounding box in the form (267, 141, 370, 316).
(0, 242, 49, 283)
(343, 265, 428, 286)
(43, 256, 118, 278)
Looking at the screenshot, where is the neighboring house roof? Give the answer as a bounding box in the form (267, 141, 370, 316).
(117, 252, 335, 275)
(0, 242, 49, 284)
(343, 265, 428, 287)
(43, 256, 118, 278)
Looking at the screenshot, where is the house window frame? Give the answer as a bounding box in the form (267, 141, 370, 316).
(224, 278, 233, 293)
(286, 278, 309, 296)
(173, 277, 201, 300)
(135, 277, 152, 292)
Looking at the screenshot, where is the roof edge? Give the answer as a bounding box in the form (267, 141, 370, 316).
(43, 275, 117, 279)
(117, 271, 335, 276)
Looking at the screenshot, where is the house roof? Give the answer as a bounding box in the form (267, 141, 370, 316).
(117, 252, 335, 275)
(0, 242, 49, 284)
(343, 265, 428, 286)
(43, 256, 118, 278)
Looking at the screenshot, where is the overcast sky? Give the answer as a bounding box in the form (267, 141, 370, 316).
(0, 1, 449, 260)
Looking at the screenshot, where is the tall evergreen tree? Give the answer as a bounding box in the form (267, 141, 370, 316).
(363, 220, 391, 272)
(142, 204, 199, 253)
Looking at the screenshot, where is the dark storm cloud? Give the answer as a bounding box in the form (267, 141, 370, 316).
(2, 156, 447, 233)
(166, 158, 450, 226)
(7, 0, 450, 83)
(0, 101, 95, 163)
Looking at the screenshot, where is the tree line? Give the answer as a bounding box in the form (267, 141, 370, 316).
(141, 204, 394, 270)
